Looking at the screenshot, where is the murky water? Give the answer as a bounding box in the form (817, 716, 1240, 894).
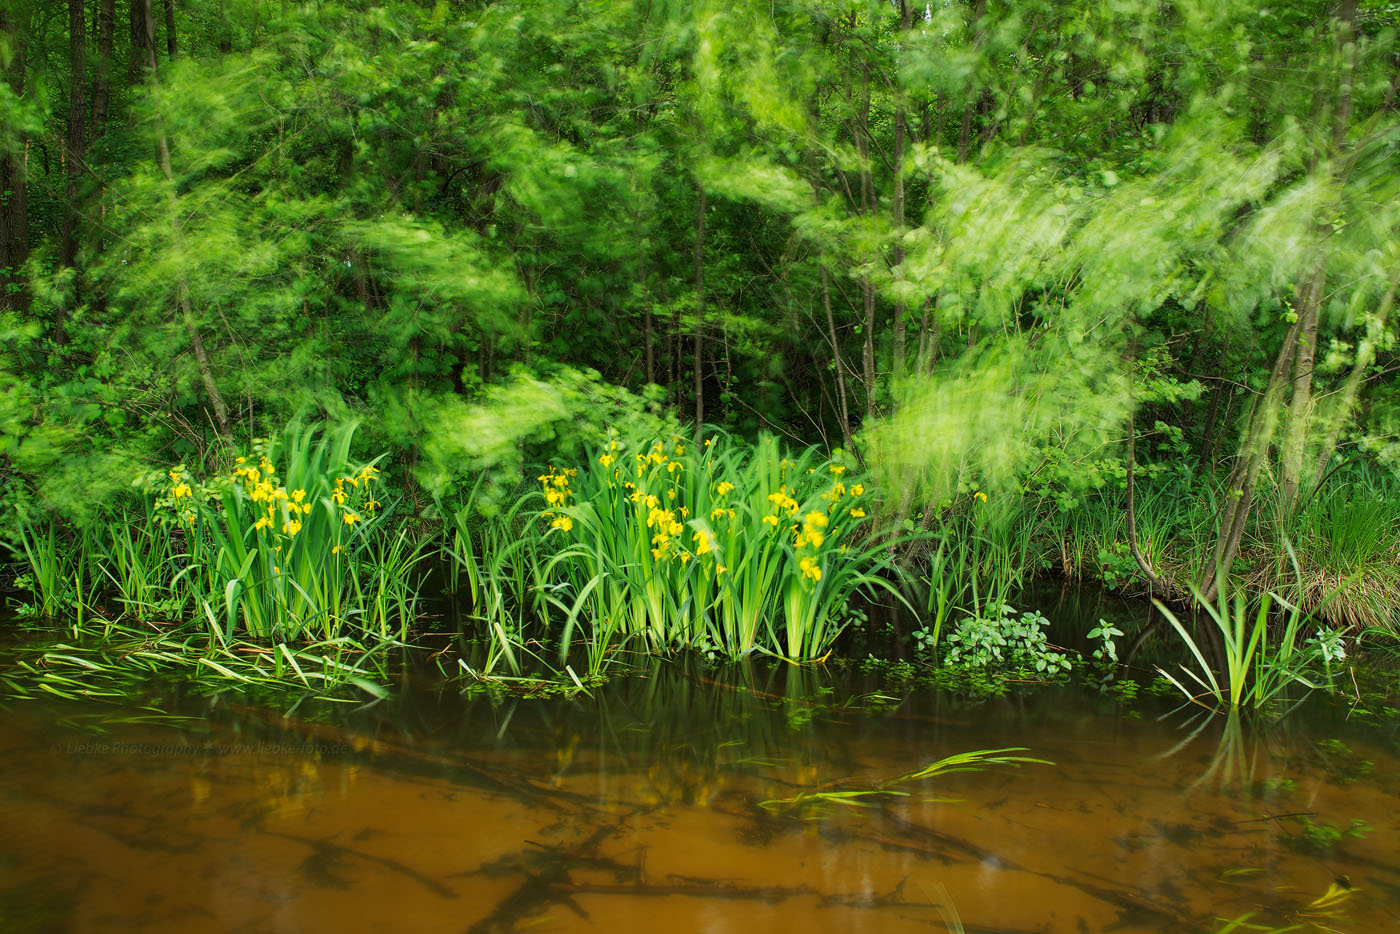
(2, 648, 1399, 933)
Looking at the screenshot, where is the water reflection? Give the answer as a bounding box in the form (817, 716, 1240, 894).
(1, 656, 1397, 932)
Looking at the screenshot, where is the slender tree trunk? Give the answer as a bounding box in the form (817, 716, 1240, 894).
(890, 0, 912, 387)
(1278, 265, 1325, 512)
(856, 76, 876, 418)
(636, 203, 653, 386)
(139, 0, 233, 444)
(1201, 316, 1302, 600)
(957, 0, 987, 165)
(60, 0, 88, 294)
(163, 0, 177, 59)
(1279, 0, 1357, 514)
(130, 0, 151, 82)
(0, 7, 30, 315)
(821, 265, 854, 453)
(218, 0, 232, 54)
(692, 185, 706, 443)
(90, 0, 115, 140)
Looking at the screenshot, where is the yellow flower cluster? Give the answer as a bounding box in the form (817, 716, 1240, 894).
(540, 465, 578, 533)
(794, 511, 827, 549)
(228, 455, 379, 541)
(168, 469, 193, 501)
(165, 467, 197, 524)
(647, 506, 686, 559)
(767, 487, 800, 514)
(564, 438, 876, 594)
(232, 456, 315, 538)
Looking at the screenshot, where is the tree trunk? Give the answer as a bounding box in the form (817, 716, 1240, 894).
(90, 0, 115, 140)
(163, 0, 177, 59)
(957, 0, 988, 165)
(636, 202, 653, 386)
(890, 0, 912, 387)
(856, 75, 876, 418)
(692, 185, 706, 443)
(60, 0, 88, 294)
(821, 265, 855, 453)
(1278, 0, 1357, 515)
(1200, 316, 1302, 600)
(1278, 266, 1325, 512)
(139, 0, 233, 444)
(0, 6, 30, 315)
(130, 0, 152, 82)
(218, 0, 232, 54)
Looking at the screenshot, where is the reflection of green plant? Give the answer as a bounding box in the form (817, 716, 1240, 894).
(759, 747, 1051, 818)
(1282, 816, 1370, 854)
(944, 604, 1071, 676)
(1214, 877, 1357, 932)
(1314, 738, 1374, 783)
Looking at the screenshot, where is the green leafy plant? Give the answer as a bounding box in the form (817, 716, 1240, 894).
(1087, 619, 1125, 666)
(943, 604, 1071, 676)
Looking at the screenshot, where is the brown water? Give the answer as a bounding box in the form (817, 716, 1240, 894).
(1, 659, 1398, 933)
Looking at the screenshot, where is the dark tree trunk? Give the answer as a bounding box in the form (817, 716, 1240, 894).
(163, 0, 177, 59)
(0, 7, 30, 314)
(890, 0, 912, 386)
(60, 0, 88, 286)
(90, 0, 115, 140)
(130, 0, 152, 81)
(692, 185, 706, 442)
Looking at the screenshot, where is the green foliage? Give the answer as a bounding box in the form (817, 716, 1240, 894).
(943, 604, 1071, 677)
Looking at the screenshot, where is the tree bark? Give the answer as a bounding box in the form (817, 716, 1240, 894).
(856, 75, 876, 418)
(0, 6, 30, 314)
(130, 0, 152, 82)
(163, 0, 178, 59)
(821, 265, 855, 453)
(60, 0, 88, 293)
(90, 0, 115, 139)
(692, 185, 706, 443)
(218, 0, 232, 54)
(1278, 0, 1357, 515)
(957, 0, 988, 165)
(1200, 316, 1302, 601)
(890, 0, 912, 387)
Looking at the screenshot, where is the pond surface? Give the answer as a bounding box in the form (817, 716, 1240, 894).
(2, 642, 1399, 932)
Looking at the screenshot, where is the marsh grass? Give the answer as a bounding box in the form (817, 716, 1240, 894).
(1291, 481, 1400, 633)
(1153, 579, 1318, 711)
(12, 517, 89, 620)
(0, 619, 391, 704)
